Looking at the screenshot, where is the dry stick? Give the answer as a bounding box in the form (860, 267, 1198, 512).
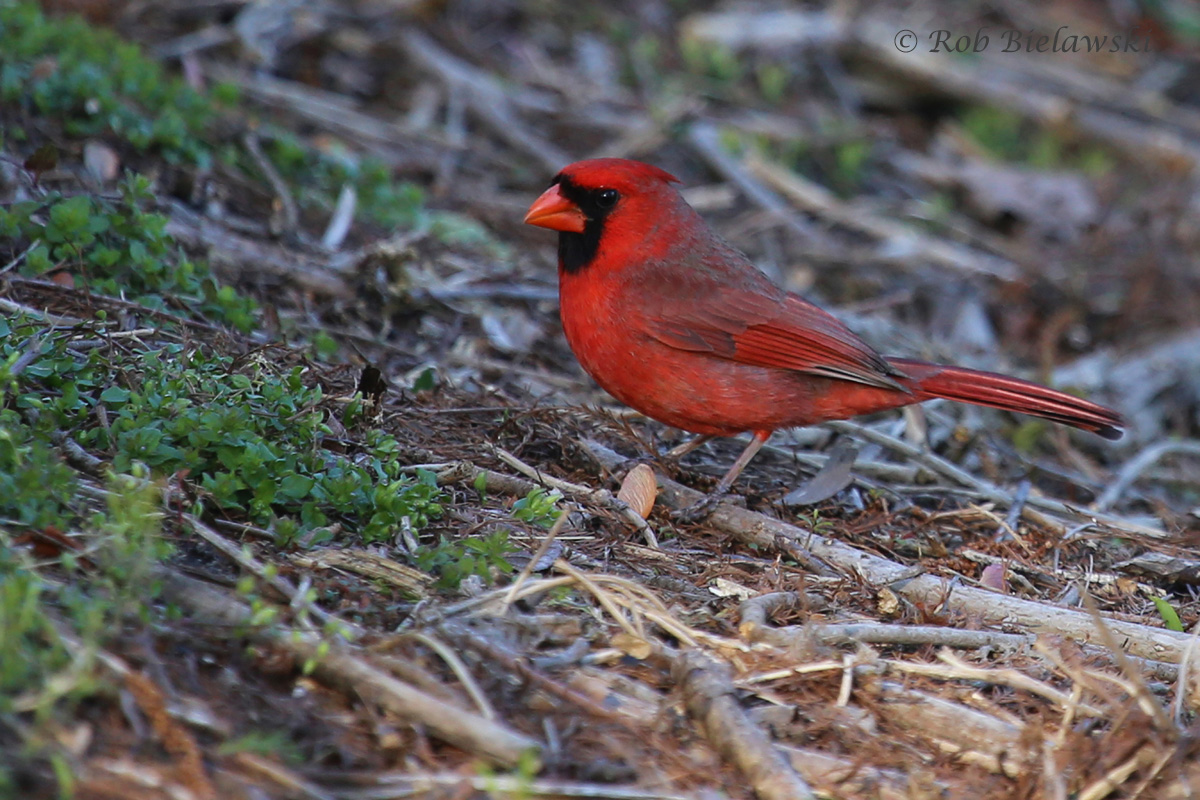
(399, 29, 572, 173)
(686, 8, 1200, 173)
(321, 184, 357, 251)
(438, 621, 640, 727)
(50, 430, 106, 474)
(553, 559, 645, 641)
(583, 440, 1193, 663)
(686, 121, 821, 244)
(420, 575, 581, 624)
(185, 515, 358, 635)
(337, 772, 693, 800)
(1172, 626, 1200, 725)
(225, 752, 335, 800)
(1124, 749, 1178, 800)
(872, 682, 1028, 777)
(242, 130, 300, 238)
(403, 632, 496, 720)
(157, 568, 541, 768)
(1093, 440, 1200, 512)
(825, 420, 1167, 538)
(0, 294, 83, 326)
(0, 241, 42, 275)
(744, 151, 1020, 282)
(741, 591, 1033, 650)
(850, 18, 1200, 173)
(887, 652, 1106, 719)
(6, 275, 232, 337)
(1076, 745, 1162, 800)
(502, 507, 571, 612)
(1054, 327, 1200, 424)
(164, 200, 349, 299)
(673, 650, 816, 800)
(1081, 592, 1175, 732)
(205, 64, 458, 164)
(776, 744, 912, 800)
(762, 437, 921, 484)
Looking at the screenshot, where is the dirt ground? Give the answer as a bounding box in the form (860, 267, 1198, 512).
(4, 0, 1200, 798)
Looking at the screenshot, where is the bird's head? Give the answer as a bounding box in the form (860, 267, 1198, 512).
(524, 158, 685, 274)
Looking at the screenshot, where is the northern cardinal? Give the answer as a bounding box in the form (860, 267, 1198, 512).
(524, 158, 1122, 499)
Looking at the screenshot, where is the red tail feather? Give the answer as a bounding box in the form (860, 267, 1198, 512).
(890, 358, 1124, 440)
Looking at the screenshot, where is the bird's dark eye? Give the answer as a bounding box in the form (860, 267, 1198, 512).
(596, 189, 619, 209)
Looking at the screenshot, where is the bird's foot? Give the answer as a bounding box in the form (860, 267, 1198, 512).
(671, 490, 743, 523)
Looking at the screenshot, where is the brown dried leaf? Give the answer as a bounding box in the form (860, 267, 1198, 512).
(611, 631, 653, 660)
(876, 586, 901, 616)
(980, 563, 1009, 593)
(617, 463, 657, 519)
(23, 143, 58, 176)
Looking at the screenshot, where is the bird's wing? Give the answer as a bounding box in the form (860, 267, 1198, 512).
(643, 287, 908, 391)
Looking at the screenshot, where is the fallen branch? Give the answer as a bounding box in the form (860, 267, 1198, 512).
(872, 682, 1029, 777)
(673, 649, 816, 800)
(740, 591, 1033, 651)
(778, 744, 912, 800)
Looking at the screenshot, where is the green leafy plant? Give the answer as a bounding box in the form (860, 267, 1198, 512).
(959, 106, 1115, 175)
(1, 320, 443, 546)
(755, 63, 789, 105)
(217, 730, 304, 764)
(1153, 596, 1185, 633)
(680, 38, 744, 83)
(796, 508, 834, 535)
(0, 466, 175, 799)
(0, 2, 230, 164)
(0, 174, 257, 331)
(511, 487, 563, 528)
(415, 530, 517, 590)
(262, 133, 500, 249)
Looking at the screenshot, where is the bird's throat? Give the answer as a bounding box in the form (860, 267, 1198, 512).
(558, 226, 603, 275)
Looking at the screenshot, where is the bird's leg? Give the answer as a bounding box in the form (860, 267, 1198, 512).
(673, 430, 772, 522)
(664, 434, 715, 460)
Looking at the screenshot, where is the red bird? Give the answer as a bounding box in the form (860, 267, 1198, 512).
(524, 158, 1122, 500)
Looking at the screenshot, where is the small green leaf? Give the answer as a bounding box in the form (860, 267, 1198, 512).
(100, 385, 131, 403)
(1153, 596, 1185, 632)
(279, 474, 315, 500)
(411, 367, 435, 392)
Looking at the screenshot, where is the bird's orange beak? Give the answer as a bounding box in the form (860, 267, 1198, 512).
(524, 184, 586, 233)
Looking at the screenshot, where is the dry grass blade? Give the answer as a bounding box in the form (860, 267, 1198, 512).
(502, 505, 571, 611)
(885, 651, 1106, 718)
